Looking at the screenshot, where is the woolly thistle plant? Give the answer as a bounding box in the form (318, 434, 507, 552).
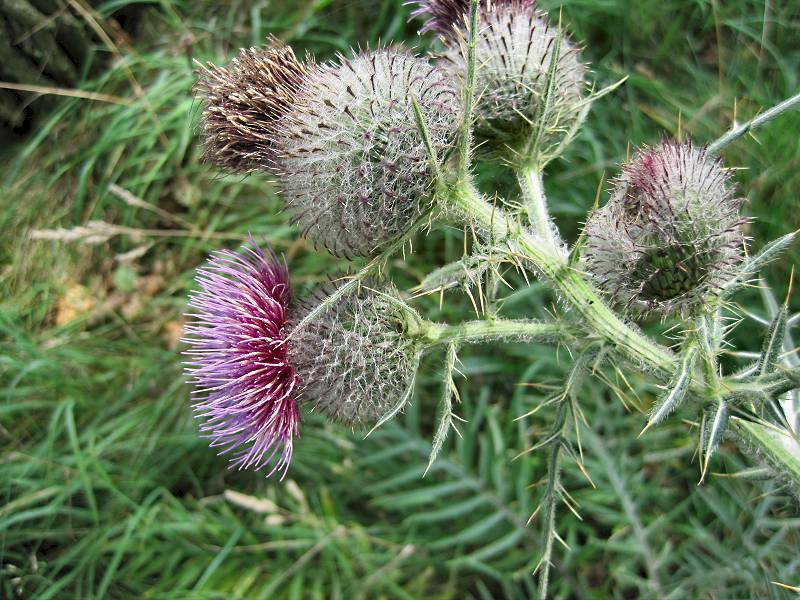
(584, 140, 746, 315)
(189, 0, 800, 595)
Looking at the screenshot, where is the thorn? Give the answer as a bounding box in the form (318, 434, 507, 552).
(785, 265, 794, 306)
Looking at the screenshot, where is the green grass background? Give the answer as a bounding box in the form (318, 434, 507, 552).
(1, 0, 799, 598)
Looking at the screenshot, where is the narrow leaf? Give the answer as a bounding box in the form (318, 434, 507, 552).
(410, 94, 442, 184)
(365, 364, 419, 437)
(757, 302, 788, 376)
(721, 231, 796, 297)
(425, 343, 462, 476)
(640, 346, 698, 436)
(701, 400, 730, 483)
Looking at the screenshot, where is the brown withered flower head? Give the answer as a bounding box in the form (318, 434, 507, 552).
(195, 38, 310, 173)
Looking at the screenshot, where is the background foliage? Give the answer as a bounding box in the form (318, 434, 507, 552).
(1, 0, 799, 598)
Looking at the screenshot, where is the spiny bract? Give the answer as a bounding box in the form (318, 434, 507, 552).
(196, 38, 309, 172)
(584, 140, 746, 315)
(438, 0, 587, 166)
(288, 283, 422, 427)
(277, 49, 462, 257)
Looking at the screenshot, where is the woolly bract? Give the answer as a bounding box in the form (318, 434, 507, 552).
(277, 49, 462, 257)
(289, 284, 422, 427)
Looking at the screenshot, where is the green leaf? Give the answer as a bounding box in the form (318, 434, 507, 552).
(757, 299, 788, 376)
(701, 400, 730, 483)
(425, 343, 463, 475)
(721, 232, 796, 297)
(405, 495, 488, 525)
(641, 346, 698, 436)
(428, 512, 507, 550)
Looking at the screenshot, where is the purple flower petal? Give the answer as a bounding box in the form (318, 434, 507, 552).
(183, 240, 300, 478)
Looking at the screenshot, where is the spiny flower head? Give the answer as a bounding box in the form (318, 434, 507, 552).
(584, 140, 746, 315)
(435, 0, 588, 166)
(183, 241, 300, 478)
(288, 283, 422, 427)
(196, 38, 309, 172)
(276, 49, 462, 257)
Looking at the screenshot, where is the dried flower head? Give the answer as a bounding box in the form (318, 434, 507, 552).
(276, 49, 462, 257)
(584, 140, 746, 315)
(183, 241, 300, 478)
(196, 38, 309, 172)
(288, 283, 422, 427)
(435, 0, 587, 165)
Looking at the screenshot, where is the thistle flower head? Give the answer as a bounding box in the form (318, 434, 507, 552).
(288, 283, 422, 427)
(196, 38, 309, 172)
(584, 140, 746, 315)
(183, 241, 300, 478)
(437, 0, 588, 165)
(409, 0, 534, 37)
(276, 49, 462, 257)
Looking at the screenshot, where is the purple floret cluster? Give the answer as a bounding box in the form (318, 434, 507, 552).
(183, 242, 300, 479)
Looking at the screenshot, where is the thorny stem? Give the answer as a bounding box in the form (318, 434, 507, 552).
(707, 91, 800, 155)
(456, 0, 480, 178)
(445, 181, 800, 492)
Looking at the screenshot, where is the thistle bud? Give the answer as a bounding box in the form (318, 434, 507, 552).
(413, 0, 587, 166)
(288, 283, 422, 427)
(584, 140, 746, 315)
(196, 38, 309, 172)
(276, 49, 462, 257)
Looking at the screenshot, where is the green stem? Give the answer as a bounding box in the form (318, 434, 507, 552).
(707, 91, 800, 155)
(446, 183, 800, 492)
(421, 319, 568, 347)
(456, 0, 480, 178)
(450, 184, 675, 375)
(518, 166, 559, 248)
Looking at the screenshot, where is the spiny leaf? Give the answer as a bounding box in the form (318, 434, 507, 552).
(721, 231, 796, 297)
(701, 400, 730, 484)
(365, 366, 419, 437)
(425, 343, 464, 476)
(410, 94, 443, 186)
(416, 253, 492, 294)
(641, 346, 698, 436)
(757, 298, 788, 376)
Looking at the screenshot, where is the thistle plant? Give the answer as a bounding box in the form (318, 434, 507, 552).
(188, 0, 800, 595)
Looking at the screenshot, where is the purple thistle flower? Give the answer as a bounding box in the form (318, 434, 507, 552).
(408, 0, 535, 37)
(183, 241, 300, 478)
